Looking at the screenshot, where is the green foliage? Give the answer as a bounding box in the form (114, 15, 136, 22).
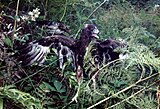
(81, 37, 160, 108)
(128, 94, 157, 109)
(0, 0, 160, 109)
(0, 98, 3, 109)
(0, 85, 43, 109)
(3, 37, 13, 47)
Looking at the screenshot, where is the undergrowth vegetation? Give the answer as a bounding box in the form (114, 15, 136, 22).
(0, 0, 160, 109)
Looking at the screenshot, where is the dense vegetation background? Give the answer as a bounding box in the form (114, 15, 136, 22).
(0, 0, 160, 109)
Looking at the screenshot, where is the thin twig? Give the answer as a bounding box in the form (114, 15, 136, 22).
(60, 0, 68, 21)
(17, 65, 36, 91)
(87, 0, 108, 20)
(13, 0, 20, 41)
(13, 59, 58, 84)
(107, 80, 160, 109)
(44, 0, 48, 19)
(75, 0, 108, 38)
(87, 59, 120, 86)
(87, 72, 159, 109)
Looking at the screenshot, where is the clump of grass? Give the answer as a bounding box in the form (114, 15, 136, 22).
(0, 85, 43, 109)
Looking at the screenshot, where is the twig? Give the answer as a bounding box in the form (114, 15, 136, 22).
(44, 0, 48, 19)
(107, 80, 160, 109)
(87, 0, 108, 20)
(17, 65, 36, 90)
(60, 0, 68, 21)
(75, 0, 109, 38)
(13, 59, 58, 84)
(13, 0, 20, 41)
(87, 59, 120, 86)
(87, 72, 159, 109)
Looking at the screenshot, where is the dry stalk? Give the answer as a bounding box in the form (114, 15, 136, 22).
(87, 72, 159, 109)
(107, 80, 160, 109)
(13, 0, 20, 41)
